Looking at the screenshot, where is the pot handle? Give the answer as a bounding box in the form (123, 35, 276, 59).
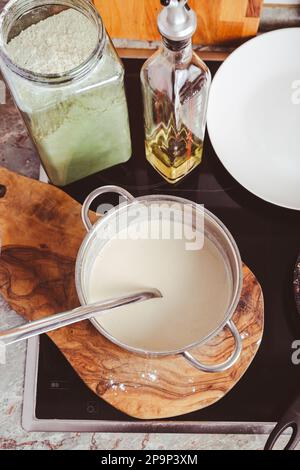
(81, 185, 135, 232)
(182, 319, 243, 373)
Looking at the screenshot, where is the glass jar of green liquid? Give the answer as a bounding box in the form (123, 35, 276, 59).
(0, 0, 132, 186)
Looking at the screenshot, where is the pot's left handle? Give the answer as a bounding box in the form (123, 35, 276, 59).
(182, 319, 243, 373)
(81, 185, 135, 232)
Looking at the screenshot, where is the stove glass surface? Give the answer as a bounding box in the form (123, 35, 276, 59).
(35, 60, 300, 424)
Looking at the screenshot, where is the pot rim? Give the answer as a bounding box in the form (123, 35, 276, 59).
(75, 193, 243, 357)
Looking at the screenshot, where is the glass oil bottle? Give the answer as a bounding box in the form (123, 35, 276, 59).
(141, 0, 211, 184)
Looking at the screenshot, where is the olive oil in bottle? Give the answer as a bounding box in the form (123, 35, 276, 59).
(141, 0, 210, 184)
(145, 115, 204, 183)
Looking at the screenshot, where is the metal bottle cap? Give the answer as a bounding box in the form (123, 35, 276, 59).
(158, 0, 197, 42)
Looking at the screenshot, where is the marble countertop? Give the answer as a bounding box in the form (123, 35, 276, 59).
(0, 0, 299, 451)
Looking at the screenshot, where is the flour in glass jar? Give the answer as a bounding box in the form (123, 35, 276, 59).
(7, 9, 98, 74)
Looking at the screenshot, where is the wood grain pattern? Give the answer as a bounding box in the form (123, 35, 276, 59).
(93, 0, 263, 46)
(0, 167, 264, 419)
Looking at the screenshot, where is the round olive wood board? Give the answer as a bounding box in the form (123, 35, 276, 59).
(0, 167, 264, 419)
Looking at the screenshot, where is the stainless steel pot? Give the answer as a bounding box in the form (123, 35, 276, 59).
(75, 185, 243, 373)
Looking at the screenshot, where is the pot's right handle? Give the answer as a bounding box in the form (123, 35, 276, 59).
(81, 185, 135, 232)
(182, 319, 243, 373)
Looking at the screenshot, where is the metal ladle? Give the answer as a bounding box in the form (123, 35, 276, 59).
(0, 289, 162, 346)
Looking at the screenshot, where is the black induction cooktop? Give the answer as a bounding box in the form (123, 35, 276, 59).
(22, 59, 300, 433)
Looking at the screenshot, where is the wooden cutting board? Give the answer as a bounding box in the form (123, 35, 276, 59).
(0, 167, 264, 419)
(93, 0, 263, 46)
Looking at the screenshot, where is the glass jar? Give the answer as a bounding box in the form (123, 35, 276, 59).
(0, 0, 132, 186)
(141, 38, 211, 184)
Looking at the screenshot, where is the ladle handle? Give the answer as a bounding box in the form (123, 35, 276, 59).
(0, 290, 161, 346)
(182, 319, 243, 373)
(81, 185, 135, 231)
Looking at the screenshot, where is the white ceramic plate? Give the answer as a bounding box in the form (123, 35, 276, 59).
(207, 28, 300, 210)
